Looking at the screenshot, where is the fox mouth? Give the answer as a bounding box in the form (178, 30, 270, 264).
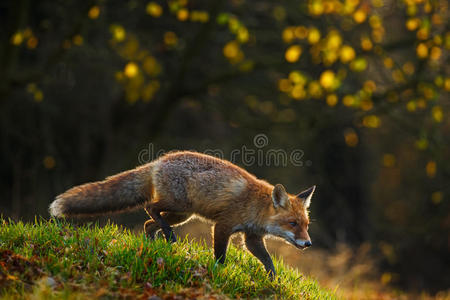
(289, 238, 311, 250)
(288, 239, 307, 250)
(294, 243, 307, 250)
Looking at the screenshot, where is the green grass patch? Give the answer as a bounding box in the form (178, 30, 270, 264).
(0, 217, 337, 299)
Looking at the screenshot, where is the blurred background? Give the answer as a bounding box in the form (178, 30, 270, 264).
(0, 0, 448, 298)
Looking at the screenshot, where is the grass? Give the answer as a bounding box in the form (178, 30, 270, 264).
(0, 217, 337, 299)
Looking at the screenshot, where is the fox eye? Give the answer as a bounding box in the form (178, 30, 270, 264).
(289, 221, 298, 227)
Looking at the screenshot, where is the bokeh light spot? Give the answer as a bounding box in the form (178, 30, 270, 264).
(382, 154, 396, 167)
(124, 62, 139, 78)
(146, 2, 163, 17)
(344, 129, 358, 147)
(426, 161, 436, 178)
(285, 45, 302, 63)
(88, 6, 100, 19)
(319, 70, 336, 89)
(43, 156, 56, 169)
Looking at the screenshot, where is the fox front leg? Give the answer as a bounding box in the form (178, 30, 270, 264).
(213, 223, 232, 264)
(245, 233, 276, 278)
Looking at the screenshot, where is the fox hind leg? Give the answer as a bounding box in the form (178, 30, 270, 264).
(145, 198, 191, 243)
(146, 209, 176, 243)
(144, 212, 191, 239)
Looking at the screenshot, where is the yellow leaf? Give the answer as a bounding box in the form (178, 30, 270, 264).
(285, 45, 302, 63)
(416, 43, 428, 58)
(406, 101, 416, 111)
(343, 95, 355, 106)
(273, 5, 286, 22)
(406, 18, 420, 31)
(289, 71, 307, 85)
(27, 37, 38, 49)
(164, 31, 178, 46)
(326, 31, 342, 50)
(72, 35, 83, 46)
(110, 25, 126, 42)
(326, 94, 338, 106)
(278, 79, 292, 92)
(360, 99, 373, 111)
(291, 85, 306, 100)
(362, 115, 380, 128)
(344, 129, 358, 147)
(7, 274, 19, 281)
(309, 0, 324, 16)
(382, 154, 395, 167)
(143, 56, 161, 76)
(353, 9, 367, 23)
(319, 70, 336, 89)
(361, 37, 373, 51)
(392, 69, 405, 82)
(417, 27, 429, 40)
(190, 10, 209, 23)
(444, 78, 450, 91)
(237, 27, 249, 43)
(146, 2, 163, 17)
(308, 28, 321, 44)
(415, 138, 428, 150)
(34, 90, 43, 102)
(402, 62, 415, 75)
(88, 6, 100, 19)
(282, 27, 295, 43)
(430, 47, 441, 60)
(363, 80, 376, 93)
(223, 41, 239, 59)
(431, 192, 443, 204)
(308, 81, 322, 98)
(383, 57, 393, 69)
(381, 273, 392, 285)
(43, 156, 56, 169)
(340, 45, 355, 63)
(11, 32, 23, 45)
(416, 99, 426, 109)
(124, 62, 139, 78)
(294, 26, 308, 39)
(177, 9, 189, 21)
(350, 57, 367, 72)
(426, 161, 436, 178)
(432, 106, 443, 122)
(27, 83, 36, 93)
(369, 15, 382, 28)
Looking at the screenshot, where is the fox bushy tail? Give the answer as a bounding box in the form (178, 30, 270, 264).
(49, 164, 153, 218)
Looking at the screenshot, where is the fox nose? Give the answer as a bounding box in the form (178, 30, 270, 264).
(304, 240, 312, 247)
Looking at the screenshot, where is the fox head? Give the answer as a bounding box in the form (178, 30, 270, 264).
(265, 184, 315, 250)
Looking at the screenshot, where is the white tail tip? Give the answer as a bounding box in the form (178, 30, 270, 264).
(49, 197, 65, 217)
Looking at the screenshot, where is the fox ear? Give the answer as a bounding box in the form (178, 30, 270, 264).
(297, 185, 316, 209)
(272, 184, 289, 208)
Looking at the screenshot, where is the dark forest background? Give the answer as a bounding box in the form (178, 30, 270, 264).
(0, 0, 448, 295)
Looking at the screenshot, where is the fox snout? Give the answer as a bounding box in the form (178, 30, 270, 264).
(295, 239, 312, 249)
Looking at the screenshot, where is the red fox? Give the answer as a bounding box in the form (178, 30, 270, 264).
(50, 151, 315, 277)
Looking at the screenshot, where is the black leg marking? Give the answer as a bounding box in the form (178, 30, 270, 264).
(147, 208, 177, 243)
(213, 223, 232, 264)
(144, 212, 191, 239)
